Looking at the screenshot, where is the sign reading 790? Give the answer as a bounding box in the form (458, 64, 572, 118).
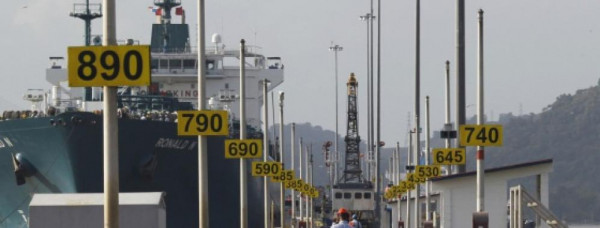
(459, 124, 503, 146)
(224, 139, 262, 159)
(177, 111, 229, 136)
(68, 45, 151, 87)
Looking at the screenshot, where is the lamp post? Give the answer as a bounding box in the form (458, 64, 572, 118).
(359, 13, 375, 181)
(328, 43, 343, 185)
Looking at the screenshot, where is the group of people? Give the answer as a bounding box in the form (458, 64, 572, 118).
(330, 208, 362, 228)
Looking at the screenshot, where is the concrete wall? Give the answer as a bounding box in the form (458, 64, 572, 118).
(29, 193, 166, 228)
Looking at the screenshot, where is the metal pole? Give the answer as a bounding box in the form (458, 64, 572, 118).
(329, 44, 343, 185)
(360, 13, 372, 182)
(279, 92, 285, 228)
(406, 131, 413, 228)
(476, 8, 485, 213)
(102, 0, 118, 227)
(239, 39, 248, 228)
(374, 0, 382, 225)
(445, 60, 451, 150)
(299, 138, 304, 222)
(309, 147, 314, 228)
(455, 0, 466, 174)
(370, 0, 375, 186)
(263, 80, 270, 228)
(197, 1, 209, 227)
(305, 145, 310, 222)
(425, 96, 431, 222)
(291, 123, 296, 227)
(396, 142, 402, 222)
(414, 0, 421, 226)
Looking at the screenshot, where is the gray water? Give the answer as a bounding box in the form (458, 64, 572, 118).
(571, 225, 600, 228)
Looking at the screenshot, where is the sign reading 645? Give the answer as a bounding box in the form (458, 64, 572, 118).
(68, 45, 151, 87)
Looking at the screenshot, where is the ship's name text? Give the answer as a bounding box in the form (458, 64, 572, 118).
(155, 138, 197, 151)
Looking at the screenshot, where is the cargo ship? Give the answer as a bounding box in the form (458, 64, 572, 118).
(0, 0, 284, 227)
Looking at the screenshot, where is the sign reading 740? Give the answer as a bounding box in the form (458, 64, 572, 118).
(459, 124, 503, 147)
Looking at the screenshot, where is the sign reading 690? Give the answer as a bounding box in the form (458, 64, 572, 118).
(68, 45, 151, 87)
(177, 110, 229, 136)
(224, 139, 262, 159)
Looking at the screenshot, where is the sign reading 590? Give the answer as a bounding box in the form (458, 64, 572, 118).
(177, 110, 229, 136)
(68, 45, 151, 87)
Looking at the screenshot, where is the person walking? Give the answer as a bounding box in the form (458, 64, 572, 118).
(331, 208, 351, 228)
(349, 214, 362, 228)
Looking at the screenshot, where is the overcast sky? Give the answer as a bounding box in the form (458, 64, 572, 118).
(3, 0, 600, 146)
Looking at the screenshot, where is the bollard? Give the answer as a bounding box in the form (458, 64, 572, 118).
(398, 220, 405, 228)
(423, 221, 434, 228)
(472, 212, 489, 228)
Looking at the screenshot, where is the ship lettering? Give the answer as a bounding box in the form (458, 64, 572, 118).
(188, 141, 197, 150)
(3, 137, 13, 147)
(0, 140, 4, 148)
(159, 90, 199, 98)
(155, 138, 192, 150)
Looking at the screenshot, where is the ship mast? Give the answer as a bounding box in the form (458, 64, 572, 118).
(154, 0, 181, 25)
(70, 0, 102, 46)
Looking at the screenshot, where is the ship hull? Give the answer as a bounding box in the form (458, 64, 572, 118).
(0, 112, 279, 227)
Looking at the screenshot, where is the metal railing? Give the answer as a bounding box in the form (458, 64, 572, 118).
(509, 185, 568, 228)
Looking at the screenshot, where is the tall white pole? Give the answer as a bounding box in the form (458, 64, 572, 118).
(425, 96, 431, 221)
(406, 131, 413, 228)
(476, 8, 485, 213)
(299, 138, 304, 222)
(102, 0, 118, 227)
(396, 142, 402, 222)
(279, 92, 285, 228)
(239, 39, 248, 228)
(445, 60, 451, 150)
(329, 44, 343, 185)
(309, 147, 314, 228)
(374, 0, 382, 224)
(414, 0, 422, 226)
(305, 145, 309, 222)
(369, 0, 375, 186)
(197, 1, 209, 227)
(262, 80, 270, 228)
(291, 123, 296, 227)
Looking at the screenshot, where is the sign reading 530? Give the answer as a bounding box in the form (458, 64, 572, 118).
(459, 124, 503, 146)
(177, 110, 229, 136)
(68, 45, 151, 87)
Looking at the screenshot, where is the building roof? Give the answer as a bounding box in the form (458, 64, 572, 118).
(431, 159, 553, 182)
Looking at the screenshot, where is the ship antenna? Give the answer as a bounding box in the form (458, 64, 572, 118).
(154, 0, 181, 25)
(70, 0, 102, 46)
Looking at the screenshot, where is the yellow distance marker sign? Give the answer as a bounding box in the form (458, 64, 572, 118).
(251, 161, 282, 177)
(415, 165, 442, 179)
(432, 148, 466, 165)
(177, 110, 228, 136)
(272, 170, 295, 183)
(284, 179, 298, 189)
(68, 45, 151, 87)
(459, 124, 503, 147)
(224, 139, 262, 159)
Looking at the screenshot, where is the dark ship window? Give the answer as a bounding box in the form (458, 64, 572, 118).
(364, 192, 372, 199)
(355, 192, 362, 199)
(335, 192, 342, 199)
(159, 59, 168, 68)
(170, 59, 182, 69)
(183, 59, 196, 69)
(343, 193, 351, 199)
(151, 59, 158, 69)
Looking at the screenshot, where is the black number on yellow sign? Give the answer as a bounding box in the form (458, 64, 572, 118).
(294, 179, 305, 192)
(459, 124, 503, 146)
(272, 170, 295, 183)
(432, 148, 466, 165)
(177, 111, 228, 136)
(251, 162, 281, 177)
(68, 45, 150, 87)
(225, 139, 262, 159)
(416, 165, 441, 178)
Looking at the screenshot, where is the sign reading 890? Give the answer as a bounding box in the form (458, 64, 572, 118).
(68, 45, 151, 87)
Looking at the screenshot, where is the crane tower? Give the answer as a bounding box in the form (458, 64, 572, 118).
(342, 73, 363, 183)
